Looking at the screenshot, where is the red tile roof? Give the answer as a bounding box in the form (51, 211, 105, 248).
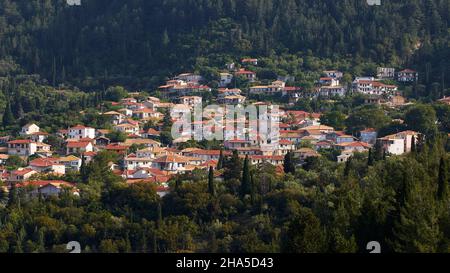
(8, 139, 34, 144)
(67, 141, 91, 148)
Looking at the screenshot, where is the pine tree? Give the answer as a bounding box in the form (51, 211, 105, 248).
(241, 155, 251, 197)
(208, 166, 215, 196)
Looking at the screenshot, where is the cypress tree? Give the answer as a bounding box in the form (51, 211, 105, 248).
(344, 157, 352, 177)
(367, 148, 374, 166)
(156, 202, 162, 229)
(411, 136, 416, 153)
(284, 151, 295, 174)
(80, 155, 89, 183)
(217, 149, 224, 169)
(373, 140, 383, 161)
(241, 155, 251, 197)
(250, 173, 256, 205)
(208, 166, 215, 196)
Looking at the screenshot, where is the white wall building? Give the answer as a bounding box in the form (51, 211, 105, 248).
(68, 125, 96, 139)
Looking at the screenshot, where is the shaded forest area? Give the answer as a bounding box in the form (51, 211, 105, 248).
(0, 0, 448, 89)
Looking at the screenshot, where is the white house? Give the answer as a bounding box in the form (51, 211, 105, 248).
(9, 168, 37, 182)
(29, 158, 66, 175)
(377, 130, 419, 155)
(8, 140, 37, 156)
(66, 141, 94, 154)
(124, 157, 154, 170)
(319, 86, 346, 97)
(114, 123, 140, 135)
(352, 78, 398, 95)
(20, 123, 40, 136)
(103, 111, 124, 125)
(68, 125, 96, 139)
(397, 69, 418, 82)
(17, 180, 78, 197)
(57, 155, 82, 171)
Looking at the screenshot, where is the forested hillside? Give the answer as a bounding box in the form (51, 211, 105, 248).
(0, 0, 448, 88)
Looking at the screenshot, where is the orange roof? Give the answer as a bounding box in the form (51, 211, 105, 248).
(145, 128, 160, 135)
(29, 158, 61, 167)
(8, 139, 34, 144)
(189, 149, 232, 156)
(17, 180, 76, 189)
(153, 154, 190, 164)
(67, 141, 91, 148)
(12, 168, 35, 176)
(337, 141, 371, 148)
(105, 143, 128, 150)
(248, 155, 284, 160)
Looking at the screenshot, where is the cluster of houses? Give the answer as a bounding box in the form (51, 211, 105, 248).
(0, 100, 420, 199)
(0, 57, 427, 199)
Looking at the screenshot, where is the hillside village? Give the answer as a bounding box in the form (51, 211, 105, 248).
(0, 0, 449, 254)
(0, 57, 439, 199)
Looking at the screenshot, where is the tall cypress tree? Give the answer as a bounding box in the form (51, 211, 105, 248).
(411, 136, 417, 154)
(367, 148, 374, 166)
(80, 155, 89, 183)
(241, 155, 251, 197)
(344, 157, 352, 177)
(217, 149, 224, 170)
(250, 173, 256, 205)
(208, 166, 215, 196)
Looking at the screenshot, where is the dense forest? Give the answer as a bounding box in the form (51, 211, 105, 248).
(0, 0, 449, 89)
(0, 135, 449, 253)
